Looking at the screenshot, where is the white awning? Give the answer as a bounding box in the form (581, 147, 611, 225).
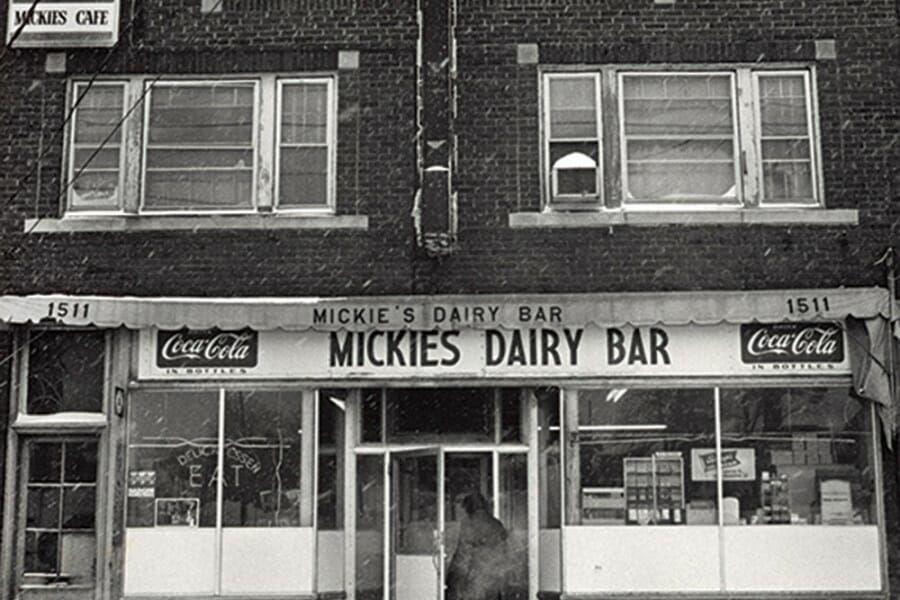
(0, 287, 889, 331)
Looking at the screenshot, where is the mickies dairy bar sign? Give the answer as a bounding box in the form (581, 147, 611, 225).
(138, 300, 848, 379)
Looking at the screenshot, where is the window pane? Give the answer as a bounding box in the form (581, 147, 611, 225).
(28, 331, 105, 414)
(148, 84, 254, 144)
(30, 442, 62, 482)
(278, 147, 328, 207)
(719, 388, 875, 526)
(537, 388, 561, 528)
(356, 454, 384, 600)
(575, 389, 717, 526)
(74, 147, 121, 171)
(762, 161, 814, 203)
(146, 148, 254, 169)
(27, 487, 60, 528)
(758, 75, 808, 136)
(757, 74, 815, 204)
(499, 454, 528, 600)
(318, 390, 346, 530)
(25, 531, 59, 574)
(71, 84, 124, 210)
(622, 74, 736, 203)
(65, 441, 99, 482)
(63, 486, 96, 529)
(627, 161, 737, 201)
(548, 77, 597, 139)
(623, 75, 732, 135)
(71, 172, 121, 210)
(281, 83, 328, 144)
(500, 388, 522, 443)
(144, 170, 253, 210)
(222, 391, 302, 527)
(126, 391, 220, 528)
(360, 389, 383, 443)
(146, 83, 255, 211)
(386, 388, 494, 443)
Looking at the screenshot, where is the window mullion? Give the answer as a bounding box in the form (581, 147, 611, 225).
(737, 69, 760, 207)
(603, 69, 620, 209)
(56, 442, 66, 577)
(258, 75, 276, 211)
(123, 79, 143, 213)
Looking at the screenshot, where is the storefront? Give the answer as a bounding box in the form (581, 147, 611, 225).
(0, 288, 895, 600)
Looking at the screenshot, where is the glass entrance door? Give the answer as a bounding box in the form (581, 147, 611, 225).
(390, 449, 444, 600)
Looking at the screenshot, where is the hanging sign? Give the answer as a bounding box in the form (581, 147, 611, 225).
(6, 0, 119, 48)
(138, 320, 851, 380)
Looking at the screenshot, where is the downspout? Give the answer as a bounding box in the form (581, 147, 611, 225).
(413, 0, 457, 257)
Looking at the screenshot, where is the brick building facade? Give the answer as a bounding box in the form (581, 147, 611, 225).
(0, 1, 898, 599)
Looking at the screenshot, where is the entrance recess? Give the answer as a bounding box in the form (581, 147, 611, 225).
(352, 388, 531, 600)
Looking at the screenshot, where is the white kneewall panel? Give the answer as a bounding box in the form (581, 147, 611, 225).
(220, 527, 315, 594)
(564, 526, 720, 593)
(317, 530, 345, 592)
(539, 529, 561, 592)
(124, 529, 217, 594)
(723, 526, 882, 592)
(395, 555, 438, 600)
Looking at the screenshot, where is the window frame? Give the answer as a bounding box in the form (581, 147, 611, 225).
(542, 72, 604, 209)
(751, 69, 822, 207)
(63, 74, 339, 218)
(617, 70, 743, 209)
(540, 65, 824, 212)
(562, 384, 882, 528)
(2, 328, 112, 595)
(16, 436, 100, 587)
(140, 78, 261, 215)
(66, 80, 129, 215)
(275, 77, 337, 214)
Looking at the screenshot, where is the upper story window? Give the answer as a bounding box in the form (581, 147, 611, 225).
(67, 75, 336, 215)
(542, 67, 821, 211)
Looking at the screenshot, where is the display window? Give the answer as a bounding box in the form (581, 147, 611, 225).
(566, 386, 876, 527)
(719, 387, 875, 526)
(123, 388, 312, 595)
(572, 388, 717, 526)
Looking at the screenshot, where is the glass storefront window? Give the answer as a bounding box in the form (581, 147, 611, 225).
(361, 388, 525, 444)
(223, 391, 302, 527)
(569, 386, 877, 528)
(318, 390, 346, 530)
(27, 331, 105, 414)
(126, 390, 302, 528)
(127, 391, 219, 527)
(719, 387, 875, 526)
(574, 388, 717, 525)
(356, 454, 384, 600)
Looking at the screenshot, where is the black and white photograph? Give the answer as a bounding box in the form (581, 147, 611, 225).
(0, 1, 898, 599)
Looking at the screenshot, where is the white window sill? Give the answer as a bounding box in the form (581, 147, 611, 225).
(509, 209, 859, 228)
(13, 412, 107, 432)
(24, 213, 369, 233)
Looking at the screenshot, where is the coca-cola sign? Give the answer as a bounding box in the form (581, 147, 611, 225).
(740, 322, 844, 364)
(157, 329, 258, 368)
